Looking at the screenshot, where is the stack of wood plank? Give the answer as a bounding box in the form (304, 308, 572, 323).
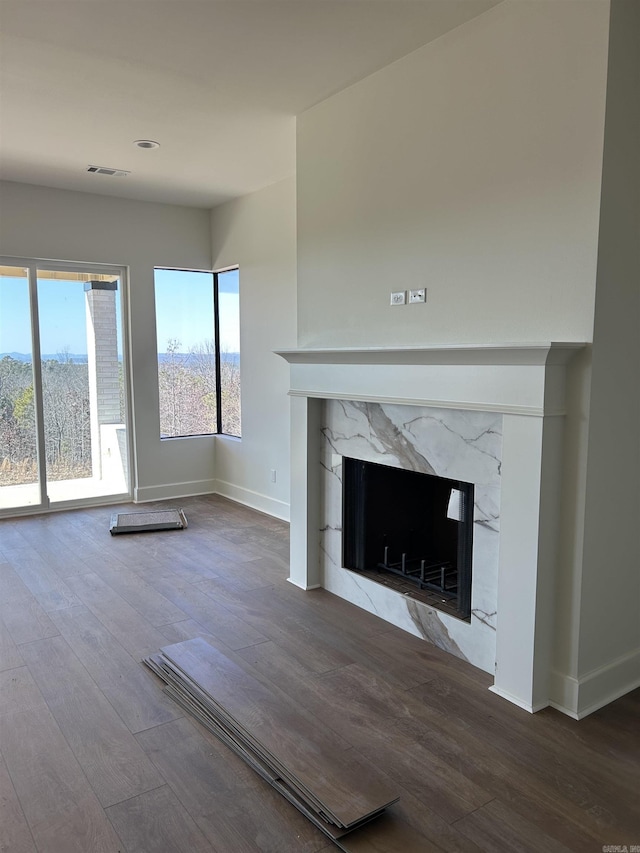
(144, 637, 400, 848)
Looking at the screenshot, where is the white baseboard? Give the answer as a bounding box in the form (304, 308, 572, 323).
(133, 478, 290, 522)
(213, 479, 290, 522)
(487, 685, 548, 715)
(134, 479, 217, 503)
(550, 648, 640, 719)
(287, 578, 321, 591)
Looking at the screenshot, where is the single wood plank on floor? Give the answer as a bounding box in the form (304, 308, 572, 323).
(0, 614, 24, 672)
(0, 562, 59, 646)
(0, 667, 125, 853)
(106, 784, 217, 853)
(20, 635, 165, 808)
(0, 750, 37, 853)
(0, 521, 32, 553)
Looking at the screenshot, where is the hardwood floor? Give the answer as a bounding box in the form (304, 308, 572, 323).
(0, 494, 638, 852)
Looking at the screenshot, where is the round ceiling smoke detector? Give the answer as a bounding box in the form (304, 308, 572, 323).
(133, 139, 160, 149)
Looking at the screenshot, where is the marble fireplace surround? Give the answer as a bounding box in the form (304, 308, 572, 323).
(276, 344, 584, 714)
(320, 398, 501, 676)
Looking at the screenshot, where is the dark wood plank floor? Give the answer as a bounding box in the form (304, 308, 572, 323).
(0, 494, 638, 853)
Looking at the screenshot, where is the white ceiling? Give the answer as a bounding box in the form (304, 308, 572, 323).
(0, 0, 500, 209)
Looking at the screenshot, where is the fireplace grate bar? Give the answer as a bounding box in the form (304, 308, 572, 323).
(377, 555, 457, 599)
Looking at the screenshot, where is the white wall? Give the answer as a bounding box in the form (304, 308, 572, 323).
(574, 0, 640, 713)
(211, 178, 297, 520)
(297, 0, 609, 348)
(0, 180, 215, 501)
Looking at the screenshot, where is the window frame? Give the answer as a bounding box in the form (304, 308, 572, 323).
(154, 266, 240, 440)
(0, 255, 133, 514)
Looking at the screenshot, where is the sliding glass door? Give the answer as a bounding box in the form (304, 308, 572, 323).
(0, 260, 131, 514)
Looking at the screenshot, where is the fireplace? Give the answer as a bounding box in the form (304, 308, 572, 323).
(342, 457, 473, 621)
(277, 343, 583, 714)
(318, 398, 500, 675)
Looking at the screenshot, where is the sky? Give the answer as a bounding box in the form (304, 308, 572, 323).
(154, 267, 240, 354)
(0, 267, 240, 356)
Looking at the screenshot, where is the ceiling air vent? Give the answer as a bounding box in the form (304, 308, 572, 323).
(87, 165, 130, 177)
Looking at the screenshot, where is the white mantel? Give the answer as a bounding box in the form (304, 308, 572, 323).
(277, 343, 586, 714)
(276, 343, 582, 415)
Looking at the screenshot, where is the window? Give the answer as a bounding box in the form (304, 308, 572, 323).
(154, 268, 240, 438)
(1, 259, 131, 513)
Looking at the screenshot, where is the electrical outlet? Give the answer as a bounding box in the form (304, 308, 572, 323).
(270, 469, 277, 483)
(390, 291, 406, 306)
(409, 289, 426, 304)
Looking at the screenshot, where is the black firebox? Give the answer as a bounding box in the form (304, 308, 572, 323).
(342, 457, 473, 621)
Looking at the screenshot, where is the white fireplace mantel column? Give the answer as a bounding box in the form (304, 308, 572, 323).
(276, 343, 585, 714)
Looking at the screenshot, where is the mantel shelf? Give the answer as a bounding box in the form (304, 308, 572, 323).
(275, 342, 587, 367)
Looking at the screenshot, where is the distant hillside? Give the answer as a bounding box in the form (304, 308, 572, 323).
(2, 351, 240, 365)
(1, 352, 88, 364)
(158, 351, 240, 365)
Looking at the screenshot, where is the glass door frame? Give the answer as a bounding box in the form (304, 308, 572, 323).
(0, 256, 134, 517)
